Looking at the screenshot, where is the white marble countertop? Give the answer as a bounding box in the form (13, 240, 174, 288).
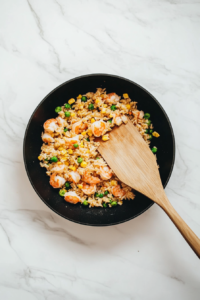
(0, 0, 200, 299)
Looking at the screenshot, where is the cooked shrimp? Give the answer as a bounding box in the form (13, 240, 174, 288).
(64, 191, 80, 204)
(82, 170, 101, 184)
(50, 173, 66, 188)
(44, 119, 58, 133)
(132, 110, 144, 119)
(82, 183, 96, 195)
(51, 163, 65, 173)
(42, 133, 54, 143)
(104, 93, 120, 104)
(91, 121, 106, 137)
(69, 171, 81, 183)
(100, 166, 112, 180)
(112, 185, 126, 197)
(72, 120, 87, 134)
(65, 135, 80, 147)
(113, 114, 122, 126)
(56, 116, 65, 127)
(121, 115, 128, 123)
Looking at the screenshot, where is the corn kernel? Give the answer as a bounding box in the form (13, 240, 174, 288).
(152, 131, 160, 138)
(58, 146, 64, 151)
(71, 113, 76, 117)
(38, 156, 42, 160)
(80, 161, 87, 168)
(87, 130, 93, 137)
(78, 184, 83, 189)
(64, 161, 69, 166)
(61, 149, 67, 155)
(123, 93, 129, 99)
(109, 114, 113, 118)
(60, 156, 67, 161)
(126, 104, 131, 110)
(80, 143, 84, 148)
(77, 94, 82, 99)
(57, 162, 62, 165)
(95, 99, 100, 104)
(86, 149, 90, 153)
(68, 98, 75, 104)
(91, 118, 95, 123)
(102, 134, 109, 141)
(69, 166, 76, 171)
(81, 131, 86, 135)
(111, 180, 117, 186)
(101, 109, 106, 114)
(68, 149, 73, 154)
(103, 104, 107, 108)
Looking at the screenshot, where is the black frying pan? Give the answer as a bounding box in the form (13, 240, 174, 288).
(23, 74, 175, 226)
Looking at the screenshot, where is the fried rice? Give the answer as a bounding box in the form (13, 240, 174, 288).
(38, 88, 159, 208)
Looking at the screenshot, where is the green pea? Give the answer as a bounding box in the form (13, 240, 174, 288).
(104, 191, 109, 195)
(108, 119, 112, 124)
(86, 138, 90, 142)
(81, 96, 87, 102)
(149, 129, 153, 133)
(103, 203, 107, 208)
(99, 193, 104, 198)
(65, 111, 71, 117)
(110, 201, 118, 206)
(55, 106, 62, 113)
(73, 143, 79, 148)
(144, 113, 150, 119)
(152, 147, 157, 153)
(148, 134, 152, 140)
(65, 103, 71, 109)
(110, 105, 116, 111)
(59, 190, 66, 197)
(51, 156, 58, 162)
(146, 120, 151, 126)
(96, 157, 100, 160)
(77, 157, 83, 164)
(64, 127, 68, 132)
(82, 200, 89, 206)
(65, 182, 71, 189)
(145, 129, 149, 134)
(88, 104, 94, 110)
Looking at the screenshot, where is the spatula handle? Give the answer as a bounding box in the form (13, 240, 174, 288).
(158, 193, 200, 258)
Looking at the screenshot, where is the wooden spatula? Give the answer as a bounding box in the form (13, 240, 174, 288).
(97, 119, 200, 258)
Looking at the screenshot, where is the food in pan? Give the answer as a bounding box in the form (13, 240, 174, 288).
(38, 89, 159, 207)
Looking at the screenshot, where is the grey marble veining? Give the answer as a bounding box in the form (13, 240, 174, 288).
(0, 0, 200, 299)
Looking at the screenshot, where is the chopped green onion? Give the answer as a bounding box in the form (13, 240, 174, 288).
(55, 106, 62, 113)
(51, 156, 58, 162)
(77, 157, 83, 164)
(65, 103, 71, 109)
(81, 96, 87, 102)
(88, 104, 94, 110)
(82, 200, 89, 206)
(152, 147, 157, 153)
(111, 105, 116, 111)
(59, 190, 66, 197)
(144, 113, 150, 119)
(65, 111, 71, 117)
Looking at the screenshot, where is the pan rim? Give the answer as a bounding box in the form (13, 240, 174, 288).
(23, 73, 175, 226)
